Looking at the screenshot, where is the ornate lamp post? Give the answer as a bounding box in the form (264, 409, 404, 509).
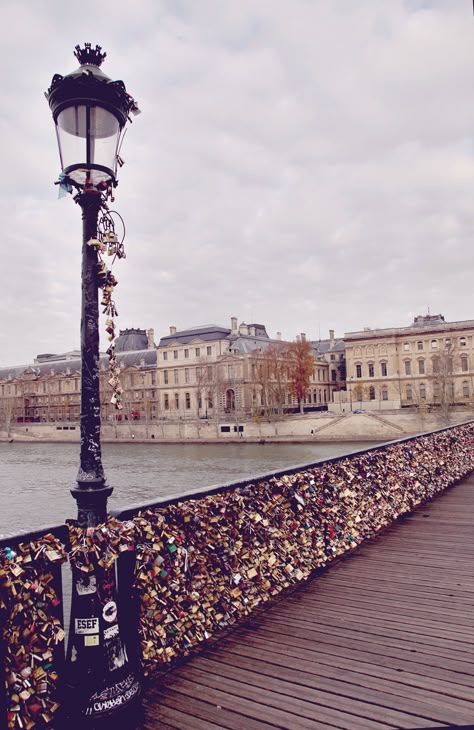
(46, 44, 141, 724)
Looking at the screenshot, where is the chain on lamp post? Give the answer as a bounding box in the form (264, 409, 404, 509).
(46, 44, 141, 725)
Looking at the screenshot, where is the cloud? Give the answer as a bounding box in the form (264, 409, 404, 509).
(0, 0, 473, 366)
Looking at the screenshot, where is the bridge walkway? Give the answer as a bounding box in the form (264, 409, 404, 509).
(138, 473, 474, 729)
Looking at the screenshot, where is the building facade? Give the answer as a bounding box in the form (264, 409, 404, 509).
(344, 314, 474, 410)
(0, 318, 331, 432)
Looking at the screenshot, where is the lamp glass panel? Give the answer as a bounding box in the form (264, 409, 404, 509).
(56, 104, 120, 186)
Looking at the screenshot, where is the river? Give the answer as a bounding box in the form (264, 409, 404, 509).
(0, 441, 381, 536)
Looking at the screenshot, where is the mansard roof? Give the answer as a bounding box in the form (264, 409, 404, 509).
(115, 328, 149, 352)
(159, 325, 231, 347)
(345, 315, 474, 341)
(0, 348, 157, 381)
(312, 338, 345, 355)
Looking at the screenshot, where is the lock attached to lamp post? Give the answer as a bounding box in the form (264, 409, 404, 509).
(45, 44, 141, 725)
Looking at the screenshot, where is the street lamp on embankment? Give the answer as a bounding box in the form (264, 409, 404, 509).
(46, 43, 141, 725)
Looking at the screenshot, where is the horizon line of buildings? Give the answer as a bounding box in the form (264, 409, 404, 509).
(0, 312, 473, 426)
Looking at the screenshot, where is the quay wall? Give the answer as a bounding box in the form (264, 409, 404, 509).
(1, 422, 473, 728)
(2, 408, 473, 443)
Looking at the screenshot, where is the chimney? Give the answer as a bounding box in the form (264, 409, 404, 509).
(249, 325, 256, 336)
(276, 332, 282, 340)
(170, 326, 177, 335)
(300, 333, 306, 341)
(147, 328, 155, 349)
(296, 334, 301, 343)
(329, 329, 335, 347)
(231, 316, 238, 335)
(239, 323, 249, 336)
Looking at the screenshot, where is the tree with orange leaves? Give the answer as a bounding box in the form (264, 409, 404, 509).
(288, 337, 315, 414)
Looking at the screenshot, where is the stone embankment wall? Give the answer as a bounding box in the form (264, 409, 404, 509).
(3, 408, 473, 442)
(1, 423, 473, 728)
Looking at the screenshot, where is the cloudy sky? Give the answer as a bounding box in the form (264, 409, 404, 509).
(1, 0, 473, 366)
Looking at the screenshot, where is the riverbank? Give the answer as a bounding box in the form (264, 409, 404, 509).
(2, 409, 473, 444)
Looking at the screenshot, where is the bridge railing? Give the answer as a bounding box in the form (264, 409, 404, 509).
(1, 421, 473, 728)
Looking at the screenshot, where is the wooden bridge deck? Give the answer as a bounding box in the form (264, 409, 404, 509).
(139, 473, 474, 729)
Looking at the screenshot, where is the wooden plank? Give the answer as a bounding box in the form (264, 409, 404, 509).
(245, 623, 474, 687)
(172, 664, 387, 730)
(189, 651, 474, 726)
(148, 683, 281, 730)
(220, 633, 474, 704)
(158, 674, 335, 730)
(263, 608, 474, 662)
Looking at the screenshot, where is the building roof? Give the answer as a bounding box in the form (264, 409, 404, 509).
(345, 314, 474, 341)
(312, 338, 345, 355)
(115, 328, 149, 353)
(230, 335, 280, 354)
(0, 349, 157, 381)
(158, 325, 232, 347)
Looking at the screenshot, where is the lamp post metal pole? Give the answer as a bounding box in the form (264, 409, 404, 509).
(70, 186, 113, 526)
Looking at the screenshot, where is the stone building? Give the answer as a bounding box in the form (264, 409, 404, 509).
(344, 314, 474, 410)
(156, 318, 331, 420)
(0, 319, 331, 431)
(0, 328, 157, 430)
(312, 329, 346, 398)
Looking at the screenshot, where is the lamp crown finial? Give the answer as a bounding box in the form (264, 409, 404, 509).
(74, 43, 107, 67)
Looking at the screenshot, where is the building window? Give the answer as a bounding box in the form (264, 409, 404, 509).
(185, 368, 190, 384)
(460, 337, 467, 347)
(163, 351, 168, 361)
(432, 356, 440, 374)
(330, 354, 335, 361)
(431, 340, 438, 350)
(417, 341, 423, 351)
(418, 359, 425, 375)
(185, 392, 191, 409)
(151, 371, 156, 385)
(448, 382, 455, 401)
(228, 365, 235, 379)
(331, 370, 337, 382)
(462, 381, 469, 398)
(381, 362, 387, 377)
(404, 361, 411, 375)
(173, 350, 178, 360)
(381, 386, 388, 401)
(433, 383, 440, 401)
(207, 346, 212, 356)
(461, 356, 468, 372)
(207, 395, 213, 408)
(369, 386, 375, 400)
(419, 383, 426, 400)
(403, 343, 410, 352)
(196, 367, 201, 380)
(356, 364, 362, 378)
(174, 369, 179, 385)
(406, 384, 412, 401)
(184, 349, 189, 358)
(195, 348, 200, 357)
(368, 363, 374, 378)
(163, 370, 169, 385)
(164, 394, 169, 410)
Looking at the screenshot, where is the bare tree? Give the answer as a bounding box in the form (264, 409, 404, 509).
(430, 341, 457, 424)
(0, 397, 15, 437)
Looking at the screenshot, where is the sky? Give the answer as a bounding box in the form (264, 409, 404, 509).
(0, 0, 473, 366)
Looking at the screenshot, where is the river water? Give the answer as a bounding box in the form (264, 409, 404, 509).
(0, 441, 381, 537)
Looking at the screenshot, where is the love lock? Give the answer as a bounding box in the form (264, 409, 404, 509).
(87, 237, 106, 252)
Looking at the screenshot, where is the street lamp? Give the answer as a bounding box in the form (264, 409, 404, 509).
(46, 44, 141, 724)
